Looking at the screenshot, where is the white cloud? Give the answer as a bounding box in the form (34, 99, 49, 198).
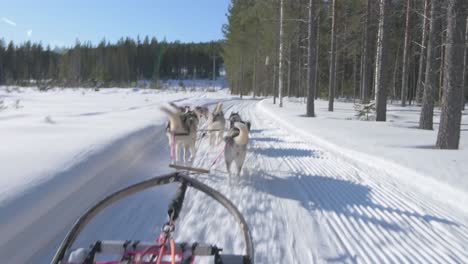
(2, 17, 17, 26)
(26, 29, 32, 38)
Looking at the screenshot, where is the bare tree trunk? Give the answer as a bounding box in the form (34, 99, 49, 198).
(353, 49, 358, 103)
(315, 7, 320, 100)
(419, 0, 443, 130)
(401, 0, 413, 106)
(252, 53, 257, 99)
(360, 29, 365, 100)
(374, 0, 391, 122)
(298, 53, 302, 98)
(240, 55, 244, 99)
(438, 29, 446, 102)
(340, 55, 345, 98)
(252, 29, 259, 99)
(416, 0, 431, 104)
(328, 0, 337, 111)
(361, 0, 373, 103)
(273, 65, 276, 103)
(462, 18, 468, 110)
(436, 0, 467, 149)
(212, 54, 216, 81)
(278, 0, 284, 107)
(306, 0, 317, 116)
(287, 42, 292, 98)
(392, 42, 401, 103)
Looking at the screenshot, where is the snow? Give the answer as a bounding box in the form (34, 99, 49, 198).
(0, 86, 232, 263)
(0, 87, 229, 204)
(1, 88, 468, 263)
(259, 98, 468, 211)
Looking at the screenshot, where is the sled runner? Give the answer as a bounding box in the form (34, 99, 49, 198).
(51, 172, 254, 264)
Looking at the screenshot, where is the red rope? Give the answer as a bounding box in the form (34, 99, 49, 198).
(209, 142, 228, 168)
(155, 234, 167, 264)
(170, 239, 176, 264)
(170, 133, 175, 162)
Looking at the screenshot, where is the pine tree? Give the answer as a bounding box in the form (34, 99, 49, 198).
(328, 0, 337, 111)
(419, 0, 444, 130)
(401, 0, 413, 106)
(306, 0, 317, 117)
(374, 0, 392, 121)
(436, 0, 468, 149)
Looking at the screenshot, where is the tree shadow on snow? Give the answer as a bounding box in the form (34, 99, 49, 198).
(249, 128, 272, 134)
(249, 147, 320, 158)
(248, 172, 459, 233)
(249, 137, 284, 143)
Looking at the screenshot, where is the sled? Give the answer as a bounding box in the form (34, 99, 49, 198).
(169, 164, 210, 174)
(51, 172, 254, 264)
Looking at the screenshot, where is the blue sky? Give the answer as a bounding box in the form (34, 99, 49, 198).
(1, 0, 230, 47)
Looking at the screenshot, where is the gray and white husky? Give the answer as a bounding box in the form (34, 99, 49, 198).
(161, 104, 199, 163)
(207, 102, 226, 145)
(228, 112, 251, 131)
(224, 122, 249, 182)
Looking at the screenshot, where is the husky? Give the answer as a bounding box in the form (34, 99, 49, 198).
(228, 112, 251, 131)
(207, 102, 226, 145)
(161, 104, 199, 163)
(224, 122, 249, 182)
(194, 106, 209, 120)
(169, 102, 187, 113)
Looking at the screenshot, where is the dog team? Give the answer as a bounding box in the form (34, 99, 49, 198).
(161, 102, 250, 181)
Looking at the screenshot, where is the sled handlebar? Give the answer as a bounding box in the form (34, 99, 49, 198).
(65, 240, 249, 264)
(51, 172, 254, 264)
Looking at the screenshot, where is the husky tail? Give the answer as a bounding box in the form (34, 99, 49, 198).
(160, 106, 183, 133)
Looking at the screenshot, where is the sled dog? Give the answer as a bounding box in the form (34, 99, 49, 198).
(224, 122, 249, 182)
(228, 112, 251, 131)
(161, 104, 199, 163)
(194, 106, 209, 120)
(207, 102, 226, 145)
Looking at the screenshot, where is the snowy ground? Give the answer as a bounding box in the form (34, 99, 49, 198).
(259, 99, 468, 209)
(1, 88, 467, 263)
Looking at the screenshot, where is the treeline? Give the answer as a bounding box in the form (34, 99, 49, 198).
(223, 0, 468, 149)
(0, 37, 223, 87)
(223, 0, 370, 100)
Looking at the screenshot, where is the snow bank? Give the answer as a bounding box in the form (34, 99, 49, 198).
(258, 99, 468, 212)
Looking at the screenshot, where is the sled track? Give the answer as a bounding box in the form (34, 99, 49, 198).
(181, 99, 468, 263)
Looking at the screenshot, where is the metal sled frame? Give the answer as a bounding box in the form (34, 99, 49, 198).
(169, 164, 210, 174)
(51, 172, 254, 264)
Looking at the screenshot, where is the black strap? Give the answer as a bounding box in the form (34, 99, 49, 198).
(167, 182, 188, 222)
(83, 241, 101, 264)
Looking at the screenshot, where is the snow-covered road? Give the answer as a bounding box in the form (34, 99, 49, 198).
(2, 95, 468, 263)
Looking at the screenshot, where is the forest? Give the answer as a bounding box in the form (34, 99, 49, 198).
(0, 37, 223, 87)
(222, 0, 468, 149)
